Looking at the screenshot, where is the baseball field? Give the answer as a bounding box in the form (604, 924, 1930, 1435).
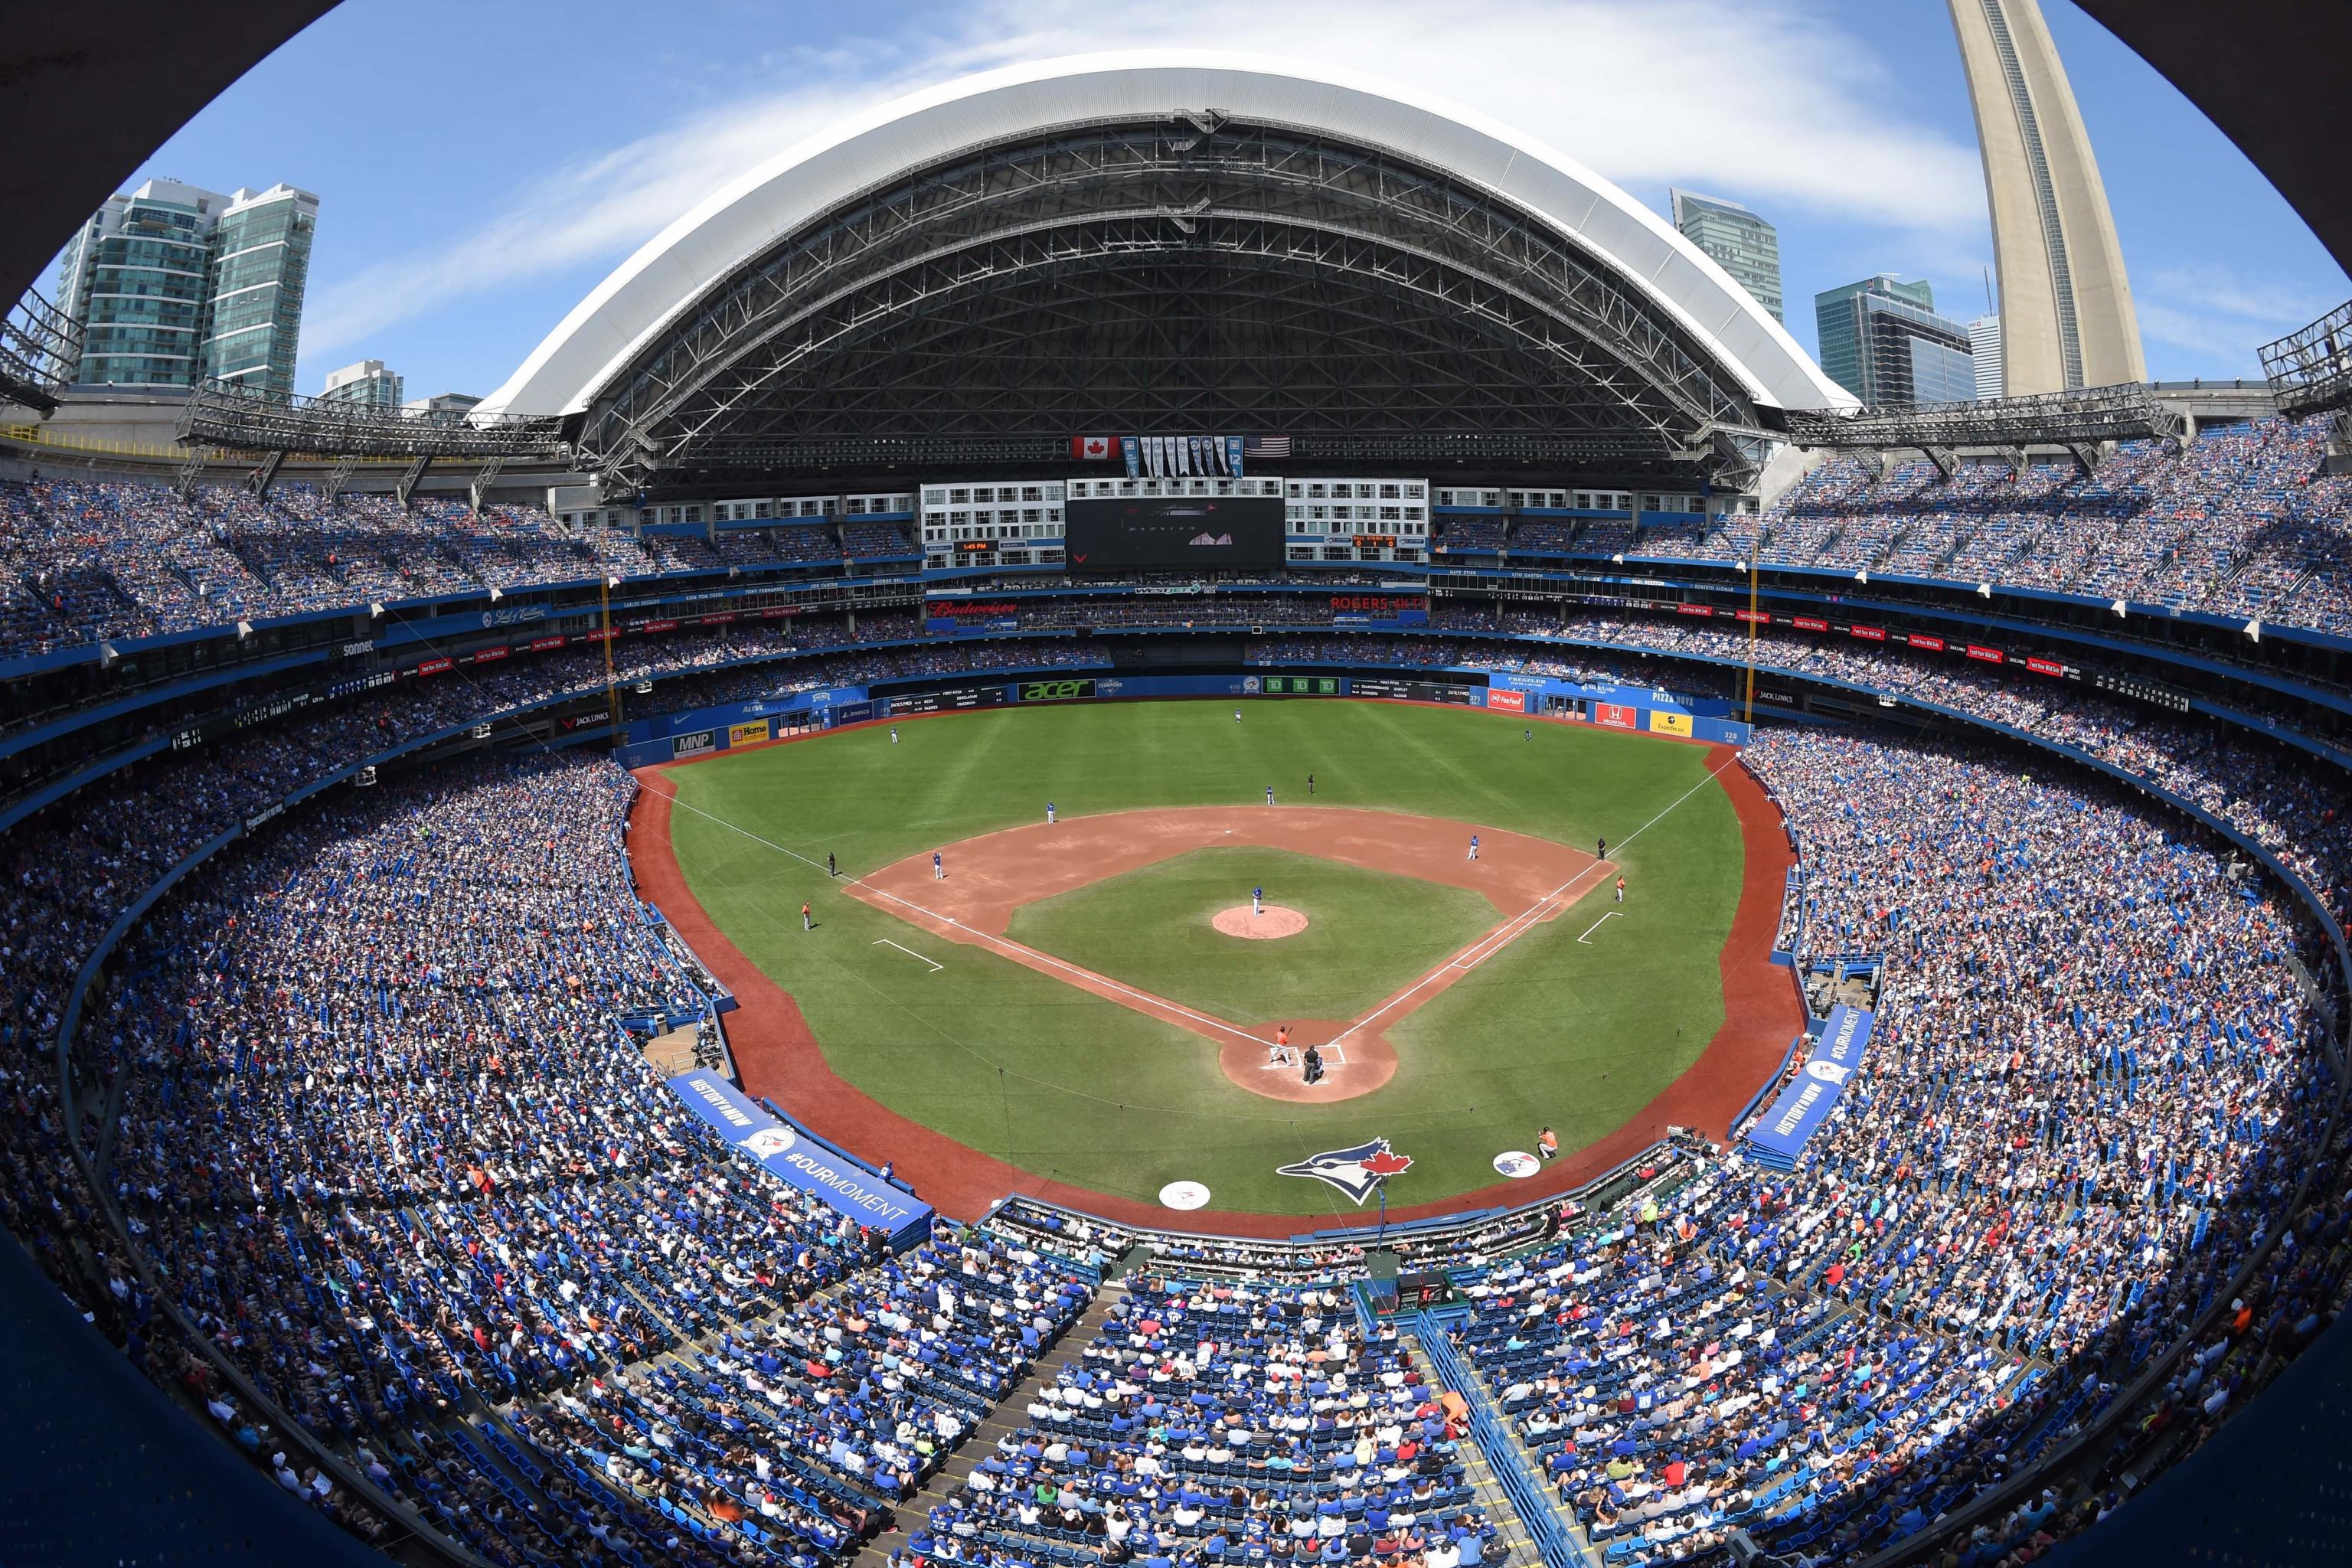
(634, 697, 1795, 1225)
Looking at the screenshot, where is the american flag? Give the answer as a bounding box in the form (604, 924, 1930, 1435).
(1242, 435, 1292, 458)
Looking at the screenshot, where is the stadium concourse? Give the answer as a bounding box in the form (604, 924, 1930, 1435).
(1, 422, 2351, 1568)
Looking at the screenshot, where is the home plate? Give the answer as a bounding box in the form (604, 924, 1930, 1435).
(1159, 1181, 1211, 1210)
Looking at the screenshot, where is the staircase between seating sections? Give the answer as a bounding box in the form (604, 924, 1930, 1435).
(855, 1280, 1129, 1568)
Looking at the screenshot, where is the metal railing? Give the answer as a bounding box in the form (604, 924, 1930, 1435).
(178, 379, 567, 460)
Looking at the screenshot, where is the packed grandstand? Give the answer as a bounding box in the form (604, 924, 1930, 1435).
(8, 33, 2352, 1568)
(3, 401, 2349, 1568)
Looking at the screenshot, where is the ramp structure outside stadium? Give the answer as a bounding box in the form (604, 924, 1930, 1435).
(477, 52, 1856, 492)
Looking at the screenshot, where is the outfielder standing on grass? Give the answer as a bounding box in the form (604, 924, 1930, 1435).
(1307, 773, 1315, 795)
(1615, 874, 1625, 903)
(827, 852, 837, 877)
(1266, 784, 1275, 805)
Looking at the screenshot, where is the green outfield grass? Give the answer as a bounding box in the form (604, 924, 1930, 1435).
(664, 698, 1745, 1216)
(1007, 846, 1499, 1024)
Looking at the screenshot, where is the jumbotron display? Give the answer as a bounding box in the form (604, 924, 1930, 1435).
(1063, 494, 1286, 570)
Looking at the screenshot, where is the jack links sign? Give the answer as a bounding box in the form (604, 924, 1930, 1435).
(666, 1072, 933, 1245)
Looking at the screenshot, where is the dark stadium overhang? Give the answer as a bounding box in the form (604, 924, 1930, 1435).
(0, 2, 338, 310)
(483, 57, 1851, 494)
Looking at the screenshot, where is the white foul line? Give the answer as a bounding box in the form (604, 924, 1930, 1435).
(659, 748, 1740, 1050)
(1331, 751, 1740, 1046)
(872, 938, 944, 972)
(1576, 910, 1622, 944)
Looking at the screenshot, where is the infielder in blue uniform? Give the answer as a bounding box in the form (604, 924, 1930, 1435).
(1046, 800, 1057, 825)
(1468, 834, 1480, 861)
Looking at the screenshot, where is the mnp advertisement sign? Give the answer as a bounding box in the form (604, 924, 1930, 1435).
(1745, 1005, 1874, 1165)
(666, 1072, 933, 1244)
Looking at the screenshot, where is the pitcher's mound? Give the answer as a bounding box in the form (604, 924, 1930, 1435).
(1214, 904, 1308, 939)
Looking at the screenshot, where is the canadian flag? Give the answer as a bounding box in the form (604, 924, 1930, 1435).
(1069, 435, 1116, 460)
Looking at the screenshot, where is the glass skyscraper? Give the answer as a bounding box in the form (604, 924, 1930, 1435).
(1814, 275, 1978, 407)
(321, 359, 405, 410)
(51, 178, 318, 397)
(1669, 189, 1783, 323)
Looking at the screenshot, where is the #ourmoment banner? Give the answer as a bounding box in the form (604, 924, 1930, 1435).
(666, 1071, 933, 1243)
(1745, 1004, 1874, 1163)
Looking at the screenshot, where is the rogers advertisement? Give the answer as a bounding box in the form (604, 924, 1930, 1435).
(1330, 593, 1429, 628)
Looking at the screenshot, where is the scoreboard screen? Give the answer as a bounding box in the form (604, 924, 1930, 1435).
(1064, 495, 1286, 570)
(891, 686, 1007, 715)
(1352, 678, 1477, 704)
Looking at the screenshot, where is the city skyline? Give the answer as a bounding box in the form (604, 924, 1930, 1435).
(66, 1, 2349, 401)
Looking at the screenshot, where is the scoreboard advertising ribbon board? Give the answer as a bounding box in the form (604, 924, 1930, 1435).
(1744, 1004, 1875, 1165)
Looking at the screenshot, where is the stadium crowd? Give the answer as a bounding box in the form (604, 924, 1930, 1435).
(1414, 416, 2352, 636)
(0, 478, 921, 662)
(4, 555, 2352, 1568)
(5, 416, 2351, 674)
(906, 1276, 1511, 1568)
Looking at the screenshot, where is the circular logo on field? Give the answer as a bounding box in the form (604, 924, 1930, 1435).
(1492, 1151, 1540, 1179)
(740, 1126, 798, 1159)
(1158, 1181, 1212, 1210)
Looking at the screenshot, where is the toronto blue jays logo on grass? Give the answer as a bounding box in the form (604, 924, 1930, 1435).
(1277, 1138, 1413, 1205)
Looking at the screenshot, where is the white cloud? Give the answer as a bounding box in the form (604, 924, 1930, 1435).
(2135, 262, 2334, 371)
(305, 0, 1986, 359)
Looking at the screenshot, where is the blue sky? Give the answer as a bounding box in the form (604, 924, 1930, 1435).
(106, 0, 2350, 399)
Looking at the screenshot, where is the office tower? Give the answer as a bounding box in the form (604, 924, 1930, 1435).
(1969, 315, 2004, 400)
(1670, 188, 1784, 323)
(1949, 0, 2145, 391)
(1815, 275, 1978, 406)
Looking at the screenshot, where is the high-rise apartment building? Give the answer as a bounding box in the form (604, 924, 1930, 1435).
(1669, 188, 1783, 323)
(1968, 315, 2004, 400)
(321, 359, 404, 410)
(1814, 276, 1978, 407)
(50, 177, 318, 397)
